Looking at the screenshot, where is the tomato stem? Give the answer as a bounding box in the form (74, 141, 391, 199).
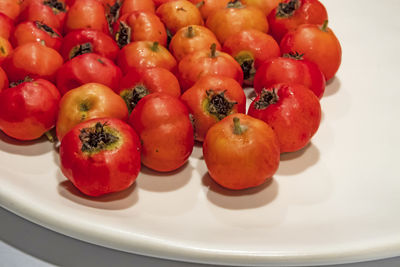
(186, 26, 195, 38)
(195, 1, 204, 9)
(210, 43, 217, 58)
(233, 117, 247, 135)
(321, 20, 329, 32)
(44, 130, 55, 143)
(151, 42, 159, 52)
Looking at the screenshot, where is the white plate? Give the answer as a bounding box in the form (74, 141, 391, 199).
(1, 1, 400, 266)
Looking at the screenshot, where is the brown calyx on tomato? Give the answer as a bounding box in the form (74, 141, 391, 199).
(205, 90, 237, 120)
(234, 51, 255, 81)
(254, 88, 279, 110)
(69, 43, 93, 59)
(120, 85, 150, 113)
(115, 21, 131, 48)
(209, 43, 218, 58)
(9, 76, 34, 87)
(227, 0, 245, 9)
(35, 21, 61, 38)
(79, 122, 121, 154)
(43, 0, 66, 14)
(106, 0, 122, 34)
(283, 51, 304, 60)
(276, 0, 300, 18)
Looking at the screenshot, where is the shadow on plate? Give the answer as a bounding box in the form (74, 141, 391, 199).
(56, 171, 138, 210)
(323, 76, 341, 97)
(277, 143, 320, 176)
(202, 173, 278, 210)
(0, 130, 55, 156)
(137, 161, 194, 192)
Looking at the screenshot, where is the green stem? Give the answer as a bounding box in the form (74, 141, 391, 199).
(321, 20, 329, 32)
(233, 117, 247, 135)
(151, 42, 159, 52)
(44, 130, 55, 143)
(210, 43, 217, 58)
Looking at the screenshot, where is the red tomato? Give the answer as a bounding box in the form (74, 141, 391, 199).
(18, 0, 67, 33)
(56, 83, 129, 141)
(60, 29, 119, 61)
(203, 113, 280, 190)
(0, 0, 21, 20)
(248, 83, 321, 152)
(64, 0, 110, 35)
(56, 53, 122, 95)
(60, 117, 141, 197)
(0, 78, 60, 140)
(241, 0, 282, 16)
(180, 74, 246, 142)
(222, 29, 280, 85)
(268, 0, 328, 43)
(189, 0, 230, 20)
(169, 25, 221, 62)
(0, 67, 8, 91)
(116, 67, 181, 113)
(280, 21, 342, 81)
(3, 42, 63, 83)
(178, 43, 243, 91)
(129, 93, 194, 172)
(156, 0, 203, 35)
(253, 52, 326, 98)
(113, 11, 167, 48)
(206, 0, 269, 44)
(11, 21, 62, 51)
(116, 41, 177, 74)
(0, 36, 12, 64)
(120, 0, 155, 15)
(0, 12, 14, 39)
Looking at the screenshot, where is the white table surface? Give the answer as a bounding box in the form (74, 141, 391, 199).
(1, 207, 399, 267)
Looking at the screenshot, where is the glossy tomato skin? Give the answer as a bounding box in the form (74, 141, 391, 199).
(117, 67, 181, 113)
(206, 1, 269, 44)
(64, 0, 110, 35)
(120, 0, 155, 15)
(253, 54, 326, 98)
(203, 113, 280, 190)
(56, 83, 129, 141)
(0, 0, 21, 20)
(11, 21, 62, 51)
(156, 0, 203, 35)
(0, 36, 13, 64)
(0, 67, 9, 91)
(268, 0, 328, 42)
(189, 0, 231, 20)
(241, 0, 282, 16)
(113, 11, 167, 48)
(3, 42, 63, 83)
(248, 83, 321, 152)
(116, 41, 177, 74)
(56, 53, 123, 95)
(169, 25, 221, 62)
(222, 29, 280, 85)
(181, 75, 246, 142)
(280, 22, 342, 81)
(178, 44, 243, 91)
(60, 29, 119, 61)
(129, 93, 194, 172)
(60, 117, 141, 197)
(0, 12, 14, 39)
(0, 78, 60, 140)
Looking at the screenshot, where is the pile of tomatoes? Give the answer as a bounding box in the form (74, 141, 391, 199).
(0, 0, 341, 196)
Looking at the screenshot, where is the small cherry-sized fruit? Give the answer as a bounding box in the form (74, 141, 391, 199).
(129, 93, 194, 172)
(59, 118, 141, 197)
(248, 83, 321, 152)
(203, 113, 280, 190)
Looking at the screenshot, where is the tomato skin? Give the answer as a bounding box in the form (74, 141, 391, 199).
(156, 0, 203, 35)
(248, 83, 321, 152)
(206, 1, 269, 44)
(11, 21, 62, 51)
(120, 0, 155, 15)
(116, 41, 177, 74)
(56, 83, 129, 141)
(129, 93, 194, 172)
(56, 53, 123, 95)
(0, 0, 21, 20)
(178, 45, 243, 91)
(222, 29, 280, 85)
(241, 0, 282, 16)
(0, 36, 13, 64)
(60, 117, 141, 197)
(268, 0, 328, 43)
(0, 12, 14, 39)
(60, 29, 119, 61)
(169, 25, 221, 62)
(203, 113, 280, 190)
(0, 67, 9, 91)
(0, 78, 60, 140)
(113, 11, 167, 48)
(117, 67, 181, 112)
(3, 42, 63, 83)
(180, 74, 246, 142)
(253, 55, 326, 98)
(64, 0, 110, 35)
(280, 22, 342, 81)
(188, 0, 231, 20)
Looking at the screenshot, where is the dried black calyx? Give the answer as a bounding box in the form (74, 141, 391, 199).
(207, 90, 237, 120)
(227, 0, 244, 8)
(9, 76, 34, 87)
(283, 51, 304, 60)
(240, 58, 254, 80)
(115, 21, 131, 49)
(276, 0, 300, 18)
(69, 43, 93, 59)
(122, 85, 150, 113)
(254, 89, 279, 110)
(43, 0, 66, 13)
(79, 122, 119, 153)
(35, 21, 60, 38)
(106, 0, 121, 35)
